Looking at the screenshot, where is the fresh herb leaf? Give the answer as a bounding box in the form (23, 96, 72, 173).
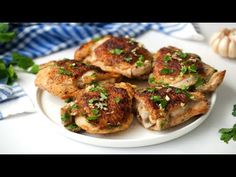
(135, 55, 145, 67)
(188, 64, 197, 73)
(181, 85, 189, 91)
(150, 95, 168, 109)
(219, 124, 236, 144)
(176, 50, 188, 59)
(91, 109, 100, 115)
(160, 68, 174, 75)
(232, 104, 236, 117)
(164, 55, 171, 63)
(58, 67, 72, 76)
(65, 98, 73, 103)
(195, 77, 205, 88)
(159, 100, 168, 109)
(109, 48, 124, 55)
(138, 55, 145, 61)
(61, 112, 71, 121)
(115, 97, 122, 103)
(28, 64, 39, 74)
(0, 61, 18, 85)
(66, 123, 80, 132)
(71, 104, 79, 110)
(92, 37, 101, 42)
(148, 74, 156, 84)
(124, 57, 132, 62)
(0, 23, 16, 43)
(175, 88, 182, 94)
(87, 115, 99, 121)
(150, 95, 162, 102)
(180, 65, 188, 74)
(0, 23, 9, 33)
(146, 87, 157, 93)
(11, 52, 34, 70)
(100, 92, 108, 101)
(88, 98, 99, 105)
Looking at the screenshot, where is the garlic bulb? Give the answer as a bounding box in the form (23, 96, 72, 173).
(210, 28, 236, 59)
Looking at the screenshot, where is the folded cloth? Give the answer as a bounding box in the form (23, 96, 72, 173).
(0, 83, 35, 119)
(0, 23, 204, 119)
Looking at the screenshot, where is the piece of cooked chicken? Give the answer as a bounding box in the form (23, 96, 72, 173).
(134, 86, 209, 131)
(74, 35, 153, 79)
(149, 46, 226, 92)
(35, 59, 121, 99)
(61, 82, 135, 134)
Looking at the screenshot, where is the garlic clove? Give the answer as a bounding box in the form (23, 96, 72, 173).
(218, 36, 230, 57)
(228, 40, 236, 58)
(211, 38, 221, 53)
(209, 31, 222, 46)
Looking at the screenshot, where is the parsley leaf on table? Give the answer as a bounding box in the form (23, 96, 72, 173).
(232, 104, 236, 117)
(219, 104, 236, 144)
(219, 124, 236, 144)
(0, 23, 16, 43)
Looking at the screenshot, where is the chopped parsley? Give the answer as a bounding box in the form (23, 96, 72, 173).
(195, 77, 205, 88)
(89, 83, 106, 93)
(163, 55, 171, 63)
(146, 87, 157, 93)
(148, 74, 156, 84)
(188, 64, 197, 73)
(88, 98, 99, 105)
(135, 55, 145, 67)
(61, 112, 71, 121)
(176, 50, 188, 59)
(115, 97, 122, 103)
(91, 109, 100, 115)
(100, 92, 108, 101)
(175, 88, 182, 94)
(71, 104, 79, 110)
(150, 95, 168, 109)
(160, 68, 175, 75)
(87, 109, 101, 121)
(109, 48, 124, 55)
(65, 98, 73, 103)
(66, 123, 80, 132)
(58, 67, 72, 76)
(180, 65, 188, 74)
(150, 95, 162, 102)
(87, 115, 99, 121)
(92, 37, 102, 42)
(124, 57, 132, 62)
(232, 104, 236, 117)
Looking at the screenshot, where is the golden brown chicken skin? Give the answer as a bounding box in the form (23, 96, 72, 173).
(150, 46, 226, 92)
(35, 59, 121, 99)
(134, 86, 209, 130)
(61, 82, 135, 134)
(74, 36, 153, 79)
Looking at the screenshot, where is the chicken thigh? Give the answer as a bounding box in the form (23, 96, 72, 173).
(74, 36, 153, 79)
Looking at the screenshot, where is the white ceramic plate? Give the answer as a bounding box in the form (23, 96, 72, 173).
(36, 87, 216, 148)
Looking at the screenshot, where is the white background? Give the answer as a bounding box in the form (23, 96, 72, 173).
(1, 23, 236, 154)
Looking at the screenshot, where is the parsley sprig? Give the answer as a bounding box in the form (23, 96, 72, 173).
(219, 104, 236, 144)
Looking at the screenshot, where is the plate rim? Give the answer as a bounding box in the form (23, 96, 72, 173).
(35, 88, 217, 148)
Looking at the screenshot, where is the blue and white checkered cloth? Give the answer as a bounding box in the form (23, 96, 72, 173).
(0, 23, 204, 119)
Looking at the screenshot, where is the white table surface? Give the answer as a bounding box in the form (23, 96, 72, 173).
(1, 23, 236, 154)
